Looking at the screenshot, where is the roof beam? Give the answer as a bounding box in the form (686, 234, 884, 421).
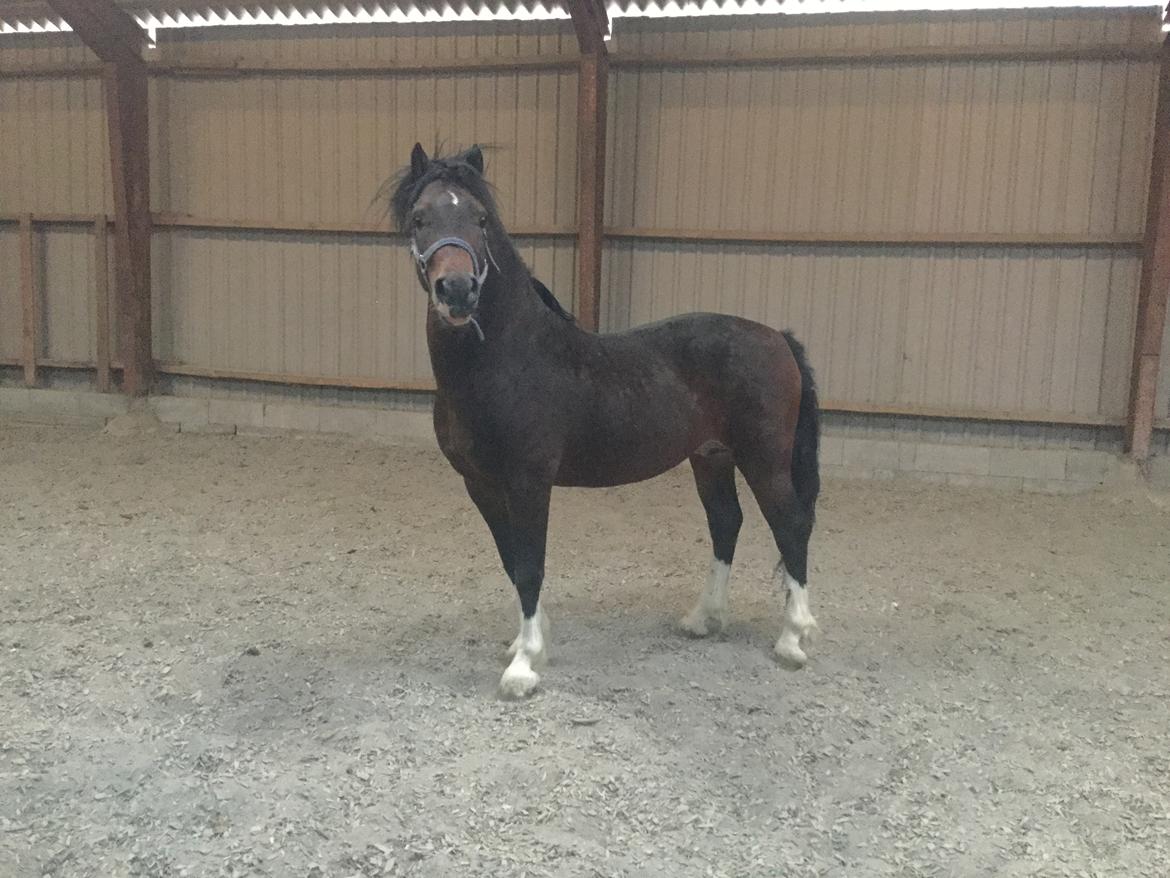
(564, 0, 609, 55)
(43, 0, 145, 66)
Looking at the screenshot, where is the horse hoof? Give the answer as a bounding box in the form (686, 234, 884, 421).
(774, 637, 808, 670)
(498, 667, 540, 700)
(680, 606, 725, 638)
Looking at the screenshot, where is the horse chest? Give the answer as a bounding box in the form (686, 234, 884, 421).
(434, 397, 528, 481)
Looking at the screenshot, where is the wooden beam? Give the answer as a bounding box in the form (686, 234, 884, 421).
(604, 227, 1142, 248)
(0, 62, 105, 79)
(104, 61, 154, 396)
(155, 363, 437, 393)
(148, 54, 578, 77)
(610, 42, 1160, 71)
(1126, 39, 1170, 461)
(42, 0, 144, 65)
(94, 215, 111, 393)
(576, 52, 608, 332)
(45, 0, 152, 397)
(19, 214, 39, 387)
(564, 0, 609, 55)
(152, 212, 574, 239)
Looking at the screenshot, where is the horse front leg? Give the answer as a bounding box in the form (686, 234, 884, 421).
(498, 479, 552, 699)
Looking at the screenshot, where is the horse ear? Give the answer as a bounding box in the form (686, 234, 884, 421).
(464, 144, 484, 175)
(410, 143, 429, 178)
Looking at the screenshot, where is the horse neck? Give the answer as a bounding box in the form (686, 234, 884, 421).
(426, 238, 571, 385)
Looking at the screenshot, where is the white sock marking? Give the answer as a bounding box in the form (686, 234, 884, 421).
(681, 558, 731, 636)
(500, 601, 546, 699)
(774, 566, 817, 668)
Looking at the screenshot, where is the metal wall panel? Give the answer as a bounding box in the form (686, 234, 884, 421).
(150, 67, 577, 229)
(606, 58, 1156, 238)
(0, 227, 20, 359)
(41, 226, 96, 362)
(602, 9, 1157, 421)
(152, 228, 576, 382)
(603, 241, 1139, 420)
(608, 9, 1158, 54)
(146, 23, 579, 386)
(0, 36, 109, 215)
(149, 22, 578, 230)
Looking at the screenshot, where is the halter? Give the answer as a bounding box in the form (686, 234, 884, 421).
(410, 234, 498, 342)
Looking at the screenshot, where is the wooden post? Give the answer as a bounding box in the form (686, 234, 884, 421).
(45, 0, 151, 396)
(104, 61, 153, 396)
(19, 214, 39, 387)
(1126, 38, 1170, 461)
(94, 215, 111, 392)
(564, 0, 610, 333)
(576, 52, 608, 333)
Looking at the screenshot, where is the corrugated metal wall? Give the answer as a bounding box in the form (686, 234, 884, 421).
(2, 9, 1167, 424)
(604, 8, 1160, 421)
(0, 35, 109, 364)
(148, 22, 578, 384)
(0, 227, 21, 360)
(0, 38, 109, 215)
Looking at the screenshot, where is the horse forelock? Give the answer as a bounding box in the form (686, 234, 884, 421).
(387, 154, 501, 232)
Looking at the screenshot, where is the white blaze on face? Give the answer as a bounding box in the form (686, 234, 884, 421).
(444, 189, 460, 206)
(499, 601, 547, 699)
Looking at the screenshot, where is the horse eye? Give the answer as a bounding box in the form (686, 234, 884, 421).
(478, 215, 487, 228)
(412, 215, 424, 229)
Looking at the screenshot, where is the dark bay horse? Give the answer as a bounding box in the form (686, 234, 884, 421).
(392, 144, 820, 698)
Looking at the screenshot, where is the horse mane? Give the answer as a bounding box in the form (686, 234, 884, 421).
(532, 277, 575, 323)
(387, 146, 574, 322)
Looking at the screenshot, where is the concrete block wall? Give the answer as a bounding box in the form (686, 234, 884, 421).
(819, 433, 1129, 493)
(0, 380, 1159, 493)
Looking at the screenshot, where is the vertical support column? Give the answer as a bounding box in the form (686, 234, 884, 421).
(19, 214, 39, 387)
(94, 214, 112, 393)
(576, 52, 608, 333)
(1126, 39, 1170, 461)
(104, 61, 153, 396)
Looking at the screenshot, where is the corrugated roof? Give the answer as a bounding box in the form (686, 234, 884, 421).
(0, 0, 1160, 35)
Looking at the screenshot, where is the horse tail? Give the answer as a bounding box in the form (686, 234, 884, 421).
(782, 331, 820, 521)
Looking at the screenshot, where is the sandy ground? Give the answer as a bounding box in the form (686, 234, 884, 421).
(1, 420, 1168, 878)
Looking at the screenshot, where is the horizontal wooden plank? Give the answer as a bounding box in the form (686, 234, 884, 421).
(153, 212, 576, 239)
(0, 62, 104, 79)
(0, 212, 111, 226)
(820, 399, 1126, 429)
(148, 54, 580, 78)
(4, 42, 1154, 82)
(2, 358, 1163, 431)
(604, 227, 1144, 248)
(611, 42, 1161, 71)
(0, 212, 1142, 248)
(155, 363, 438, 393)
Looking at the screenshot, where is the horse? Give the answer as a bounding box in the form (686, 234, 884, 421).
(391, 143, 821, 699)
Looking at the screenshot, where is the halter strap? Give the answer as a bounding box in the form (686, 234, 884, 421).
(410, 234, 493, 341)
(411, 235, 490, 290)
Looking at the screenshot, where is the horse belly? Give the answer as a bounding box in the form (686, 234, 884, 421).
(555, 398, 709, 488)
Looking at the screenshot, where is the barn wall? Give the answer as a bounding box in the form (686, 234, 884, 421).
(147, 21, 579, 384)
(1, 8, 1166, 427)
(603, 8, 1160, 422)
(0, 36, 109, 215)
(0, 227, 21, 360)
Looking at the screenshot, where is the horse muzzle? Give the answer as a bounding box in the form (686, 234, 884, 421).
(433, 273, 480, 325)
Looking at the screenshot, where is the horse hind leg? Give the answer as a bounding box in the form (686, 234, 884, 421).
(680, 451, 743, 637)
(740, 461, 818, 669)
